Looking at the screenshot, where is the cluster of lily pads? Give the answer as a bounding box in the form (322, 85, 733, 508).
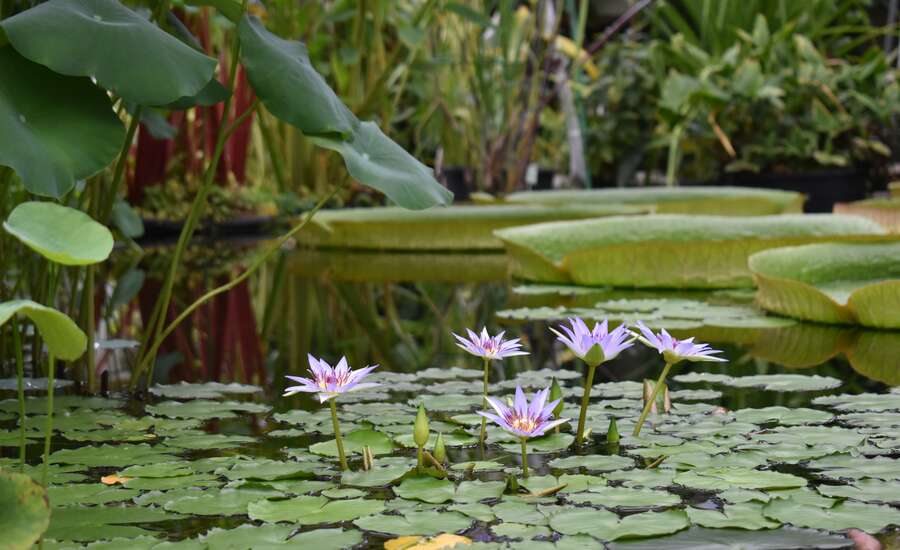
(286, 319, 726, 480)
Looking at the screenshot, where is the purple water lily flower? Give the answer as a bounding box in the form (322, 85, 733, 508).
(478, 386, 569, 439)
(633, 321, 726, 363)
(551, 318, 633, 366)
(453, 328, 529, 361)
(284, 354, 379, 403)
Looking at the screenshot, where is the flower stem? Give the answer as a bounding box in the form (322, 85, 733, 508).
(479, 356, 490, 447)
(329, 399, 348, 471)
(417, 446, 424, 474)
(42, 354, 55, 486)
(12, 320, 26, 468)
(575, 363, 597, 446)
(633, 361, 674, 437)
(520, 437, 529, 478)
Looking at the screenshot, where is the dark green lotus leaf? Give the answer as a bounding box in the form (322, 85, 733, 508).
(353, 509, 472, 536)
(47, 484, 139, 508)
(12, 463, 87, 485)
(568, 486, 681, 510)
(547, 454, 634, 472)
(165, 77, 231, 110)
(549, 507, 690, 541)
(687, 502, 780, 530)
(608, 526, 852, 549)
(674, 468, 806, 491)
(763, 498, 900, 534)
(0, 470, 50, 550)
(0, 299, 86, 361)
(311, 121, 453, 210)
(1, 0, 216, 105)
(248, 495, 384, 524)
(310, 427, 394, 457)
(0, 48, 123, 197)
(45, 505, 182, 541)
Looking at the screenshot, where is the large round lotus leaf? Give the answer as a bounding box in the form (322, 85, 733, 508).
(353, 510, 472, 536)
(763, 498, 900, 534)
(750, 241, 900, 328)
(495, 214, 884, 286)
(297, 204, 647, 251)
(0, 0, 216, 105)
(0, 300, 86, 361)
(248, 495, 384, 524)
(0, 470, 50, 550)
(4, 202, 113, 265)
(503, 186, 803, 215)
(608, 526, 852, 550)
(0, 48, 122, 198)
(311, 122, 453, 210)
(238, 16, 356, 138)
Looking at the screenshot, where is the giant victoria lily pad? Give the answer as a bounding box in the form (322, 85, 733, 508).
(296, 204, 648, 251)
(495, 214, 884, 287)
(500, 186, 804, 215)
(750, 241, 900, 328)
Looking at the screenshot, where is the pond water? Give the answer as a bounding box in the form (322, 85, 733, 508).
(2, 247, 899, 549)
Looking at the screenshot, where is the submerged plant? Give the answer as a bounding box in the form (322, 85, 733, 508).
(478, 386, 569, 478)
(551, 318, 633, 446)
(632, 321, 725, 436)
(453, 327, 528, 447)
(283, 355, 379, 470)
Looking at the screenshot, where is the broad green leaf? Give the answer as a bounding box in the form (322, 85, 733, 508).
(0, 470, 50, 550)
(146, 399, 269, 419)
(353, 509, 472, 536)
(47, 484, 138, 508)
(45, 505, 181, 542)
(340, 457, 413, 487)
(238, 15, 357, 138)
(568, 486, 681, 510)
(763, 498, 900, 534)
(309, 427, 395, 457)
(686, 502, 780, 530)
(848, 330, 900, 385)
(4, 202, 113, 265)
(816, 479, 900, 505)
(1, 0, 216, 105)
(674, 468, 806, 491)
(164, 486, 281, 516)
(297, 204, 646, 251)
(750, 241, 900, 328)
(293, 249, 509, 283)
(49, 443, 179, 468)
(495, 214, 885, 286)
(609, 526, 853, 549)
(549, 508, 689, 541)
(185, 0, 242, 22)
(0, 47, 123, 198)
(503, 186, 804, 215)
(310, 122, 454, 210)
(247, 495, 384, 524)
(547, 454, 634, 472)
(0, 300, 86, 360)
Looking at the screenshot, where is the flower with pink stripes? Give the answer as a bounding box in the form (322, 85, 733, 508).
(284, 354, 379, 403)
(453, 328, 528, 360)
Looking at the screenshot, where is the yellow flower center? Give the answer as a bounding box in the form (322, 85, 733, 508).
(511, 416, 537, 433)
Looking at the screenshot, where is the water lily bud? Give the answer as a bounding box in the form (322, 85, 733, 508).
(549, 378, 564, 417)
(433, 432, 447, 464)
(606, 417, 620, 444)
(583, 343, 606, 368)
(414, 403, 430, 448)
(643, 379, 671, 414)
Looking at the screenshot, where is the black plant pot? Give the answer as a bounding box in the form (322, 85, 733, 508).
(138, 215, 275, 245)
(439, 166, 557, 200)
(716, 169, 872, 213)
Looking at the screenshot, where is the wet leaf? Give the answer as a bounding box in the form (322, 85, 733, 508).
(0, 470, 50, 549)
(763, 498, 900, 534)
(354, 510, 472, 536)
(248, 495, 384, 524)
(674, 468, 806, 491)
(549, 507, 690, 541)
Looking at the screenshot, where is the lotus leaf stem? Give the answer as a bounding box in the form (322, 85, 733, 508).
(42, 353, 55, 486)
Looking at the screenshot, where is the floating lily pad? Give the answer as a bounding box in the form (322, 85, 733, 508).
(149, 382, 261, 399)
(674, 468, 806, 491)
(146, 400, 270, 420)
(520, 474, 606, 494)
(568, 486, 681, 510)
(341, 457, 414, 488)
(47, 484, 139, 508)
(164, 486, 280, 516)
(499, 433, 574, 453)
(687, 502, 780, 530)
(310, 427, 395, 457)
(750, 241, 900, 328)
(547, 454, 634, 472)
(495, 214, 883, 286)
(45, 505, 182, 541)
(50, 444, 179, 468)
(248, 495, 385, 524)
(608, 526, 852, 549)
(218, 459, 316, 481)
(733, 407, 833, 426)
(549, 508, 690, 541)
(763, 498, 900, 534)
(353, 509, 472, 536)
(816, 479, 900, 505)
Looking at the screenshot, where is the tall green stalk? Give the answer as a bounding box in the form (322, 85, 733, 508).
(42, 353, 55, 486)
(478, 356, 490, 447)
(520, 437, 529, 478)
(575, 363, 597, 446)
(329, 399, 348, 471)
(633, 361, 675, 436)
(12, 320, 26, 468)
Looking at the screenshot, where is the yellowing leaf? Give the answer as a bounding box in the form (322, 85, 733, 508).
(100, 475, 131, 486)
(384, 533, 472, 550)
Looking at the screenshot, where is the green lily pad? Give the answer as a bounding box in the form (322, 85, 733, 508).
(492, 500, 549, 525)
(393, 476, 505, 504)
(448, 502, 495, 522)
(310, 427, 395, 457)
(750, 241, 900, 328)
(674, 468, 806, 491)
(816, 479, 900, 505)
(0, 48, 123, 198)
(164, 486, 280, 516)
(45, 505, 182, 541)
(568, 486, 681, 510)
(1, 0, 216, 105)
(608, 526, 852, 549)
(0, 470, 50, 550)
(763, 498, 900, 534)
(549, 508, 690, 541)
(606, 468, 676, 489)
(149, 382, 261, 399)
(146, 400, 270, 420)
(450, 461, 505, 472)
(547, 454, 634, 472)
(807, 454, 900, 481)
(733, 406, 834, 426)
(341, 457, 414, 487)
(248, 495, 384, 524)
(493, 522, 552, 540)
(0, 300, 86, 361)
(47, 484, 138, 508)
(353, 509, 472, 536)
(520, 474, 606, 494)
(687, 502, 780, 530)
(218, 459, 316, 481)
(50, 444, 179, 468)
(499, 433, 574, 453)
(814, 393, 900, 412)
(495, 214, 883, 286)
